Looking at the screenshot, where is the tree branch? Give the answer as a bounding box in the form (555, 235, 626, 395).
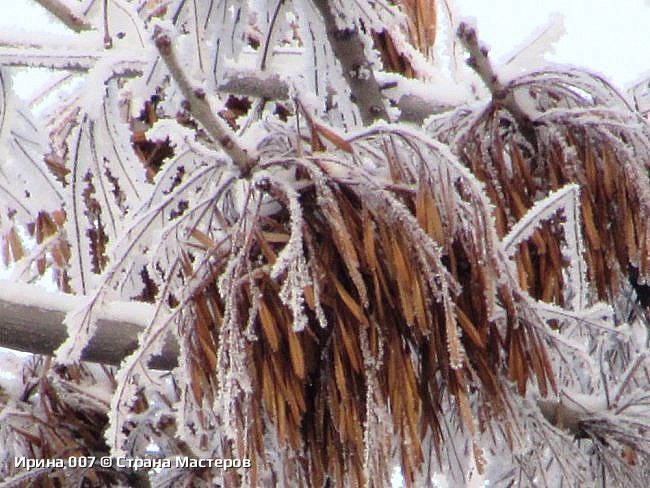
(0, 48, 99, 71)
(457, 22, 533, 133)
(394, 93, 453, 124)
(0, 281, 178, 369)
(537, 392, 611, 441)
(0, 49, 145, 80)
(218, 71, 291, 101)
(217, 70, 451, 124)
(35, 0, 93, 32)
(153, 27, 258, 177)
(311, 0, 389, 125)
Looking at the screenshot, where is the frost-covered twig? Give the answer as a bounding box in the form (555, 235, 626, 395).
(457, 22, 532, 131)
(35, 0, 93, 32)
(153, 27, 258, 176)
(0, 48, 99, 70)
(311, 0, 389, 124)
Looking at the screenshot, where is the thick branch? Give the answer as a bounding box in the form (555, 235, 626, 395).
(395, 93, 453, 124)
(35, 0, 93, 32)
(311, 0, 389, 125)
(457, 22, 532, 131)
(218, 71, 291, 101)
(153, 27, 258, 176)
(218, 70, 451, 124)
(0, 282, 178, 369)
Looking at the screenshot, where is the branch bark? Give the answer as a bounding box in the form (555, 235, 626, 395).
(0, 48, 99, 71)
(218, 70, 451, 124)
(457, 22, 534, 137)
(218, 71, 291, 102)
(311, 0, 389, 125)
(35, 0, 93, 32)
(0, 282, 178, 369)
(153, 27, 258, 177)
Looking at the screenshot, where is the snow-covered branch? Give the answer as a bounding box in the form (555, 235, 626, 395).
(35, 0, 93, 32)
(0, 281, 178, 369)
(457, 22, 533, 131)
(218, 71, 291, 101)
(218, 69, 452, 123)
(311, 0, 389, 124)
(153, 27, 258, 176)
(0, 48, 99, 71)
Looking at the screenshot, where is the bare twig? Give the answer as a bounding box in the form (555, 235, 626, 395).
(153, 27, 258, 176)
(457, 22, 532, 131)
(35, 0, 93, 32)
(613, 352, 648, 406)
(260, 0, 287, 70)
(102, 0, 113, 48)
(311, 0, 389, 125)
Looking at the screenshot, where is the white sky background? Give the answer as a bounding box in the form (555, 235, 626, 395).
(453, 0, 650, 88)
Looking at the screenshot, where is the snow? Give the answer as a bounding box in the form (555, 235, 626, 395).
(0, 1, 73, 37)
(0, 348, 28, 400)
(0, 278, 84, 313)
(501, 13, 566, 79)
(375, 71, 471, 113)
(0, 278, 154, 351)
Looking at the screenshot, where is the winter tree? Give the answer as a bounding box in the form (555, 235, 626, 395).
(0, 0, 649, 486)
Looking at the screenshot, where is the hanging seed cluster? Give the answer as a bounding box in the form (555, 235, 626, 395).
(169, 119, 563, 486)
(432, 69, 650, 307)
